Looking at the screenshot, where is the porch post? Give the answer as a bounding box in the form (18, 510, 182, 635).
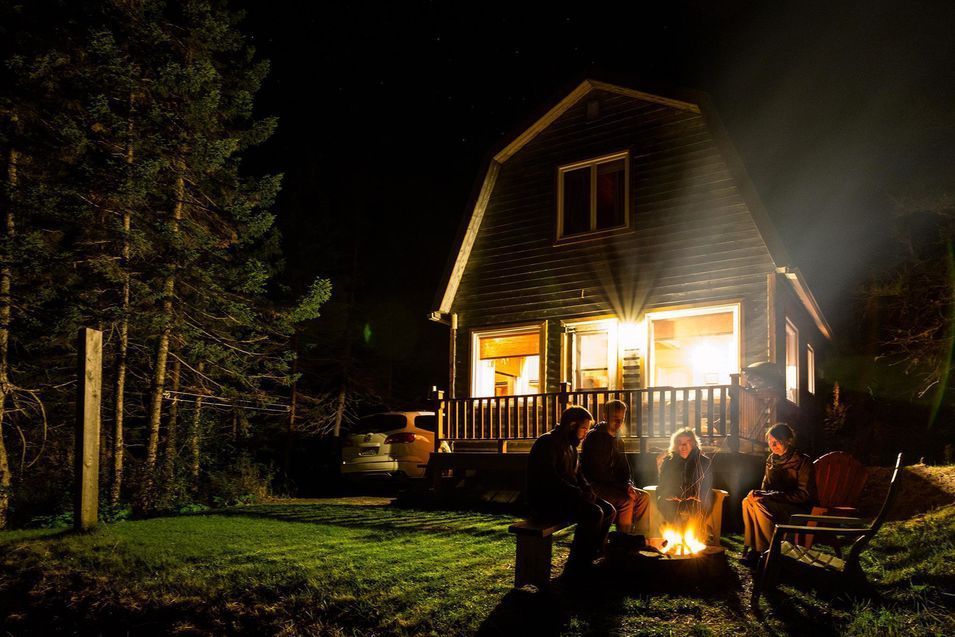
(557, 381, 571, 414)
(431, 386, 445, 454)
(728, 374, 741, 453)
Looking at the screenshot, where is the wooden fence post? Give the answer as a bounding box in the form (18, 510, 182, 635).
(74, 328, 102, 531)
(728, 373, 741, 453)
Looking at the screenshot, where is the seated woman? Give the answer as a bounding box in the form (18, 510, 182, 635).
(740, 423, 817, 567)
(656, 428, 713, 534)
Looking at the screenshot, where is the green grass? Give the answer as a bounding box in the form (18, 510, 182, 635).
(1, 501, 953, 636)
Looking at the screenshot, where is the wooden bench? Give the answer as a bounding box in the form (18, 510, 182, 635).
(508, 518, 576, 589)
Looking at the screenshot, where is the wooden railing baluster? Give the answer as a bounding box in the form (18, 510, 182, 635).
(433, 383, 749, 449)
(706, 387, 714, 438)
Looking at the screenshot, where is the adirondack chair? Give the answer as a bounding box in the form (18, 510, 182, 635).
(797, 451, 869, 549)
(752, 453, 903, 608)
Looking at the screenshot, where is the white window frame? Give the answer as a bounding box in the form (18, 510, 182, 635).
(556, 150, 630, 240)
(470, 323, 545, 398)
(806, 343, 815, 395)
(785, 319, 800, 404)
(563, 318, 619, 391)
(645, 303, 741, 388)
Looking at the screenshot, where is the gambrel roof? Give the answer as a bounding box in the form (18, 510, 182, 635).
(433, 79, 831, 339)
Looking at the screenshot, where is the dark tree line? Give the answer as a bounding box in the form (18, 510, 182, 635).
(0, 0, 329, 527)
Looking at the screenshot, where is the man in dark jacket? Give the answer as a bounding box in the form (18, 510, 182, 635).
(526, 405, 614, 574)
(580, 400, 649, 533)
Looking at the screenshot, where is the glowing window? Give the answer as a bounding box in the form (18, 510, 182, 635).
(785, 320, 799, 404)
(472, 328, 541, 397)
(557, 152, 629, 239)
(647, 305, 740, 387)
(806, 344, 815, 395)
(565, 319, 618, 390)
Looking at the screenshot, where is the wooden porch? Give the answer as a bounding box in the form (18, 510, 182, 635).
(431, 374, 775, 456)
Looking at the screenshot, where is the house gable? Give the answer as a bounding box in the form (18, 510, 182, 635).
(434, 80, 830, 337)
(434, 80, 831, 395)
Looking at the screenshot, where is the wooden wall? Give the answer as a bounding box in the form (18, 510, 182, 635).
(450, 90, 778, 397)
(772, 273, 829, 453)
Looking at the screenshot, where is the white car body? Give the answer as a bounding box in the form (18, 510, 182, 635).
(340, 411, 436, 479)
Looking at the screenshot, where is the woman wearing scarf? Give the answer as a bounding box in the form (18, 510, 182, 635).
(740, 423, 817, 567)
(657, 429, 713, 532)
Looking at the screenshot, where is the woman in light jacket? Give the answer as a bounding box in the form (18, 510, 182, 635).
(657, 428, 713, 530)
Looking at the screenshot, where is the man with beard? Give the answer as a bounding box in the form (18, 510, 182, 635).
(526, 405, 614, 576)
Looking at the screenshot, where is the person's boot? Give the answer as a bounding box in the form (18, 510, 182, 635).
(739, 547, 759, 568)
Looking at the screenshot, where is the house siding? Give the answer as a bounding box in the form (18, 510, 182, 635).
(773, 274, 829, 453)
(451, 90, 778, 396)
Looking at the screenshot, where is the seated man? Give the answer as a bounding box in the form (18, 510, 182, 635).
(526, 405, 614, 575)
(580, 400, 649, 534)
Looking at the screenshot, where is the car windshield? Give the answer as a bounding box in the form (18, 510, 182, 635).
(351, 414, 406, 434)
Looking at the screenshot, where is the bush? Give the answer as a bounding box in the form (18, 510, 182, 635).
(205, 452, 272, 507)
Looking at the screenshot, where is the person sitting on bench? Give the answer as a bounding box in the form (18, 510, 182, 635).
(580, 400, 649, 534)
(526, 405, 614, 576)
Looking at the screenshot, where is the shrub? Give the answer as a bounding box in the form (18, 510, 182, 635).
(205, 452, 272, 507)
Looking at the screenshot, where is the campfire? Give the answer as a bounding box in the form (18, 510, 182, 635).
(659, 524, 707, 557)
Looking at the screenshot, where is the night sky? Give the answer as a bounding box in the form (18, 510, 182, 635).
(239, 1, 955, 404)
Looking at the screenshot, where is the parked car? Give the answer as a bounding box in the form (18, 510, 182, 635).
(340, 411, 438, 479)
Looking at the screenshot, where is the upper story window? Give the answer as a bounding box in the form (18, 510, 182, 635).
(557, 151, 630, 239)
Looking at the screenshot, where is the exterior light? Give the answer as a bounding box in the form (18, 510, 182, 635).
(619, 321, 642, 351)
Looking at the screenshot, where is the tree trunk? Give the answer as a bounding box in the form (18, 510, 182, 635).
(160, 355, 181, 502)
(110, 102, 135, 508)
(189, 362, 204, 495)
(332, 384, 347, 438)
(0, 143, 17, 529)
(142, 169, 183, 507)
(284, 334, 298, 474)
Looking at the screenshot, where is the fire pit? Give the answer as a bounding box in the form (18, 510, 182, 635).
(605, 523, 728, 588)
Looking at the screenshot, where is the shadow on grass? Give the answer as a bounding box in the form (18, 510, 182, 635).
(208, 502, 514, 539)
(0, 566, 387, 636)
(478, 556, 754, 636)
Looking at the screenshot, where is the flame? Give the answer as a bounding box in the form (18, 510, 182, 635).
(660, 524, 707, 556)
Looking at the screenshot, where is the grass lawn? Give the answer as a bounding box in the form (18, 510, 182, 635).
(1, 498, 953, 636)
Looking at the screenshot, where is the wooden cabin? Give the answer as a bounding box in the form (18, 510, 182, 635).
(427, 80, 832, 501)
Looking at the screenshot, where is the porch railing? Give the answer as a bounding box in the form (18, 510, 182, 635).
(431, 374, 769, 454)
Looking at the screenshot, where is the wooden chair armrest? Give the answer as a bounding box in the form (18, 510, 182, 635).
(788, 514, 867, 525)
(775, 524, 871, 536)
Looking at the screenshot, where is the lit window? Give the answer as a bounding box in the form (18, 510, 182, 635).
(565, 319, 618, 390)
(785, 320, 799, 404)
(806, 344, 815, 395)
(647, 305, 740, 387)
(472, 327, 542, 397)
(558, 152, 629, 239)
